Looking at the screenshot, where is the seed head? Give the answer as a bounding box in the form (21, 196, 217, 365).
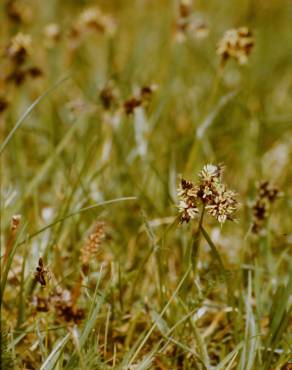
(81, 221, 106, 266)
(78, 7, 116, 36)
(5, 0, 32, 24)
(124, 85, 157, 114)
(205, 188, 238, 224)
(6, 32, 32, 64)
(11, 214, 21, 232)
(217, 27, 254, 66)
(177, 179, 199, 223)
(251, 181, 281, 234)
(100, 81, 118, 110)
(51, 289, 85, 323)
(177, 164, 238, 225)
(199, 164, 223, 182)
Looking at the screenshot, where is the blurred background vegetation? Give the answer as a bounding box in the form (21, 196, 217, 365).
(1, 0, 291, 369)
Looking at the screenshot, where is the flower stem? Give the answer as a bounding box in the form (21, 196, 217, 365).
(191, 207, 205, 275)
(200, 225, 234, 322)
(200, 225, 227, 274)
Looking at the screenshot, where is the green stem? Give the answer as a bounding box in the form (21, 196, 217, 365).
(200, 225, 235, 327)
(200, 225, 226, 274)
(191, 207, 205, 275)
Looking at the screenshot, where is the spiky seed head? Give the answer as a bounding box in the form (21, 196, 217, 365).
(81, 221, 106, 266)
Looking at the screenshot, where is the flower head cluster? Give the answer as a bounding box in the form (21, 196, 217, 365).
(178, 164, 238, 224)
(68, 7, 116, 50)
(174, 0, 209, 42)
(177, 179, 200, 223)
(217, 27, 254, 65)
(251, 181, 282, 234)
(77, 6, 116, 36)
(5, 0, 32, 25)
(123, 84, 157, 115)
(6, 32, 32, 64)
(4, 33, 43, 86)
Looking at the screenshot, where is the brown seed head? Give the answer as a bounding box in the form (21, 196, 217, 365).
(124, 97, 142, 115)
(177, 164, 238, 225)
(177, 178, 199, 223)
(78, 7, 116, 36)
(100, 82, 117, 110)
(5, 0, 32, 24)
(6, 32, 32, 64)
(217, 27, 254, 65)
(81, 221, 106, 266)
(11, 214, 21, 231)
(251, 180, 281, 234)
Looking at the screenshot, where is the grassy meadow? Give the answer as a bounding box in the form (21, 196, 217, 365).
(1, 0, 292, 369)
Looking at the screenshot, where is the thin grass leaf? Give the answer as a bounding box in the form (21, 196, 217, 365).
(127, 267, 191, 366)
(40, 332, 70, 370)
(239, 271, 258, 370)
(214, 341, 244, 370)
(0, 76, 70, 156)
(196, 90, 238, 139)
(64, 286, 105, 369)
(0, 222, 27, 304)
(17, 196, 137, 246)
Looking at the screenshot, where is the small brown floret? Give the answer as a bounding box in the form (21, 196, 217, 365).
(217, 27, 254, 65)
(251, 180, 281, 234)
(124, 97, 142, 115)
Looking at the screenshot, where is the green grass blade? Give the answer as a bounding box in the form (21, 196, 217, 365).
(40, 333, 70, 370)
(0, 76, 70, 156)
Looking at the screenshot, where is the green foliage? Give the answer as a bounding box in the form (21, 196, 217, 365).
(1, 0, 291, 369)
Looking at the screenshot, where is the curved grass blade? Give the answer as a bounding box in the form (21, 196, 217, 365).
(40, 333, 70, 370)
(0, 222, 27, 304)
(0, 75, 70, 156)
(17, 196, 137, 246)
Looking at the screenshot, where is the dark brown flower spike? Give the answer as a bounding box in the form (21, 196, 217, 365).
(34, 258, 48, 287)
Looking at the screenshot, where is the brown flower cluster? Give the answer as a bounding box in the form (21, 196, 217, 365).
(175, 0, 209, 42)
(6, 32, 32, 64)
(32, 258, 85, 323)
(178, 164, 238, 224)
(34, 258, 50, 287)
(177, 179, 200, 223)
(98, 82, 157, 116)
(217, 27, 254, 65)
(68, 6, 116, 47)
(51, 289, 85, 323)
(4, 32, 42, 86)
(32, 288, 85, 323)
(100, 81, 118, 110)
(123, 85, 157, 115)
(251, 181, 282, 234)
(5, 0, 32, 25)
(81, 221, 106, 268)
